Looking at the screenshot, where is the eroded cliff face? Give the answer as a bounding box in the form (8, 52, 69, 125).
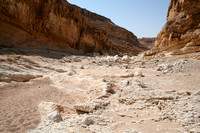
(0, 0, 113, 54)
(77, 8, 148, 53)
(0, 0, 146, 54)
(155, 0, 200, 55)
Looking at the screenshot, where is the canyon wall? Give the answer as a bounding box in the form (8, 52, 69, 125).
(77, 8, 148, 53)
(0, 0, 146, 54)
(155, 0, 200, 55)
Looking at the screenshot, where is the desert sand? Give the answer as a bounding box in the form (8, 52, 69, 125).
(0, 48, 199, 133)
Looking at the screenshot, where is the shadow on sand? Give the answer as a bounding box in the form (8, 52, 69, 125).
(0, 46, 98, 59)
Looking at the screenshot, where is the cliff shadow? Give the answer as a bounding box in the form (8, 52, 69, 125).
(0, 46, 97, 59)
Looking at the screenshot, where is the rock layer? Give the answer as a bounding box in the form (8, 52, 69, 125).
(77, 8, 148, 53)
(0, 0, 146, 54)
(155, 0, 200, 55)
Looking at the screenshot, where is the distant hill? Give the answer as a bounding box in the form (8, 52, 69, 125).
(138, 37, 156, 49)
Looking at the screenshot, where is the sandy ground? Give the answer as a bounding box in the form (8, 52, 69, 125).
(0, 48, 200, 133)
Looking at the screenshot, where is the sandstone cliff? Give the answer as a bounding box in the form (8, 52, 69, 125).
(76, 8, 148, 53)
(154, 0, 200, 55)
(0, 0, 146, 54)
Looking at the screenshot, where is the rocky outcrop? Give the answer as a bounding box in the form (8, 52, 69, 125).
(0, 0, 146, 54)
(154, 0, 200, 55)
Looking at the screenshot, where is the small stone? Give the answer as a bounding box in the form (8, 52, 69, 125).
(73, 103, 96, 113)
(156, 66, 162, 71)
(113, 55, 119, 62)
(134, 71, 144, 77)
(121, 73, 134, 78)
(139, 65, 145, 68)
(67, 69, 76, 76)
(80, 65, 84, 69)
(81, 116, 95, 125)
(38, 101, 58, 120)
(47, 110, 62, 122)
(122, 55, 130, 62)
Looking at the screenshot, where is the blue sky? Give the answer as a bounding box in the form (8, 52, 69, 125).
(67, 0, 171, 38)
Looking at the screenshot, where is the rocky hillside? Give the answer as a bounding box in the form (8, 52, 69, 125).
(0, 0, 146, 54)
(76, 8, 148, 53)
(154, 0, 200, 55)
(138, 37, 156, 49)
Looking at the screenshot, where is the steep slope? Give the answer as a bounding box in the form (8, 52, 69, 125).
(0, 0, 112, 54)
(154, 0, 200, 55)
(76, 8, 148, 53)
(0, 0, 146, 54)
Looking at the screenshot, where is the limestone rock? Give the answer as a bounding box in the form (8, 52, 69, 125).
(104, 55, 120, 62)
(0, 55, 43, 83)
(67, 69, 76, 76)
(73, 103, 96, 113)
(120, 72, 144, 78)
(120, 73, 135, 78)
(98, 83, 115, 98)
(113, 55, 120, 62)
(81, 116, 95, 125)
(156, 60, 187, 74)
(28, 119, 69, 133)
(119, 79, 174, 105)
(134, 71, 144, 77)
(123, 129, 143, 133)
(119, 78, 200, 132)
(73, 99, 110, 113)
(38, 101, 63, 121)
(122, 55, 131, 62)
(47, 110, 62, 122)
(29, 102, 65, 132)
(0, 72, 42, 83)
(154, 0, 200, 55)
